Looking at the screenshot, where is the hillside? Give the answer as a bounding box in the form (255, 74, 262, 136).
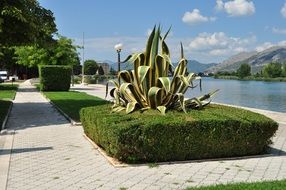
(207, 46, 286, 74)
(186, 60, 217, 73)
(105, 59, 217, 73)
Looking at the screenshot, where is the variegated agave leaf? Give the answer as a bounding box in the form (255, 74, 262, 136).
(105, 25, 218, 114)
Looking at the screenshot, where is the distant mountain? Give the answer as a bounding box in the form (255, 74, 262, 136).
(185, 60, 217, 73)
(207, 46, 286, 74)
(103, 59, 216, 73)
(206, 52, 256, 73)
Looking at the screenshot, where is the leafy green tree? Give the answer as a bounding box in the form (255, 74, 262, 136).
(84, 60, 98, 75)
(0, 0, 57, 47)
(262, 62, 282, 78)
(14, 46, 49, 68)
(282, 63, 286, 77)
(237, 63, 251, 78)
(98, 66, 105, 75)
(14, 36, 79, 67)
(50, 36, 79, 66)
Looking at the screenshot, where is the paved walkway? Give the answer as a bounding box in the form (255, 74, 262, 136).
(0, 81, 285, 190)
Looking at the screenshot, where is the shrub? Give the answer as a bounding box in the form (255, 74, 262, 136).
(39, 65, 71, 91)
(80, 104, 278, 163)
(84, 60, 98, 75)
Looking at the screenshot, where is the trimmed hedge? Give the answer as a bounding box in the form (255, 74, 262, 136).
(39, 65, 71, 91)
(0, 100, 12, 130)
(80, 104, 278, 163)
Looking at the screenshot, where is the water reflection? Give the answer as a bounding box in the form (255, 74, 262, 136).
(188, 78, 286, 112)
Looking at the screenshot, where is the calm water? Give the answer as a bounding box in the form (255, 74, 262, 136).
(100, 78, 286, 113)
(187, 78, 286, 113)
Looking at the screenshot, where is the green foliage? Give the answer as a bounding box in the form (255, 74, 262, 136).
(98, 66, 105, 75)
(0, 83, 18, 130)
(39, 65, 71, 91)
(109, 67, 117, 75)
(50, 36, 79, 66)
(186, 180, 286, 190)
(14, 46, 48, 67)
(262, 62, 282, 78)
(0, 84, 18, 100)
(108, 26, 217, 114)
(282, 63, 286, 77)
(43, 91, 108, 121)
(0, 0, 57, 46)
(84, 60, 98, 75)
(0, 100, 11, 129)
(80, 104, 278, 163)
(237, 63, 251, 78)
(14, 36, 80, 68)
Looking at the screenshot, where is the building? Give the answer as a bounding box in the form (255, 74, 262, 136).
(97, 62, 110, 75)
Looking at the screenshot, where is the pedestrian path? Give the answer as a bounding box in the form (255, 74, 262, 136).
(0, 81, 285, 190)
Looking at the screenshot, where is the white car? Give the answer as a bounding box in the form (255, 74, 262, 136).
(0, 71, 8, 83)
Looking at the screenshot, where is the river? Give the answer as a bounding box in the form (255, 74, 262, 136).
(98, 77, 286, 113)
(187, 77, 286, 113)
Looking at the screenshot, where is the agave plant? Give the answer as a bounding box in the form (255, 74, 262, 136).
(106, 26, 218, 114)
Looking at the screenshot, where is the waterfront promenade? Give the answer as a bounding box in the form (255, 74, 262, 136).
(0, 81, 285, 190)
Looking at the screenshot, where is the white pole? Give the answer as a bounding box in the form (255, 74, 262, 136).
(81, 32, 85, 84)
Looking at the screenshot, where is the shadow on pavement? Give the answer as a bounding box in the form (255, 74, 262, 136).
(0, 147, 53, 155)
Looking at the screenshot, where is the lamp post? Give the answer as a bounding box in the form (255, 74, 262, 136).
(81, 32, 85, 85)
(114, 43, 123, 85)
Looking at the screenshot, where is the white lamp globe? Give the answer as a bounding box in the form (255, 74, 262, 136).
(114, 43, 123, 51)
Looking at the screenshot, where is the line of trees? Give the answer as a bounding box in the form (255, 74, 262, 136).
(215, 62, 286, 79)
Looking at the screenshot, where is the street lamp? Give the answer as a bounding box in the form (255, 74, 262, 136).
(114, 43, 123, 85)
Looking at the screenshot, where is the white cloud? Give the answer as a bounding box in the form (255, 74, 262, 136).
(281, 3, 286, 18)
(216, 0, 255, 17)
(255, 41, 286, 52)
(188, 32, 256, 61)
(255, 42, 273, 52)
(182, 9, 216, 25)
(215, 0, 224, 11)
(272, 27, 286, 35)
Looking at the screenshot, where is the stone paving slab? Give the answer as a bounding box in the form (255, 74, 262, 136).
(0, 81, 285, 190)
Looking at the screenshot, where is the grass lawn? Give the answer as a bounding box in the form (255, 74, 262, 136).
(0, 83, 18, 129)
(0, 84, 18, 100)
(186, 180, 286, 190)
(42, 91, 108, 122)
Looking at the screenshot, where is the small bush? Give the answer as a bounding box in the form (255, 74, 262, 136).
(39, 65, 71, 91)
(80, 104, 278, 163)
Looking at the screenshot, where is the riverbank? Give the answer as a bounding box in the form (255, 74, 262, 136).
(214, 76, 286, 82)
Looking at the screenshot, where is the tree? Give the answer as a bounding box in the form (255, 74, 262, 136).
(282, 63, 286, 77)
(109, 67, 116, 75)
(84, 60, 98, 75)
(50, 36, 79, 66)
(262, 62, 282, 78)
(237, 63, 251, 78)
(14, 36, 79, 67)
(0, 0, 57, 47)
(14, 46, 49, 68)
(98, 66, 105, 75)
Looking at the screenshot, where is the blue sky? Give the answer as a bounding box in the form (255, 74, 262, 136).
(39, 0, 286, 63)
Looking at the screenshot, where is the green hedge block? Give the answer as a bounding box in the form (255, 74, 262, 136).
(39, 65, 71, 91)
(80, 104, 278, 163)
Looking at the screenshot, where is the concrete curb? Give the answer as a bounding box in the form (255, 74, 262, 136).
(1, 101, 13, 131)
(83, 134, 128, 167)
(40, 92, 81, 126)
(0, 129, 15, 190)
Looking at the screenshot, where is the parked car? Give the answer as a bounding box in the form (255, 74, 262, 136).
(0, 71, 8, 83)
